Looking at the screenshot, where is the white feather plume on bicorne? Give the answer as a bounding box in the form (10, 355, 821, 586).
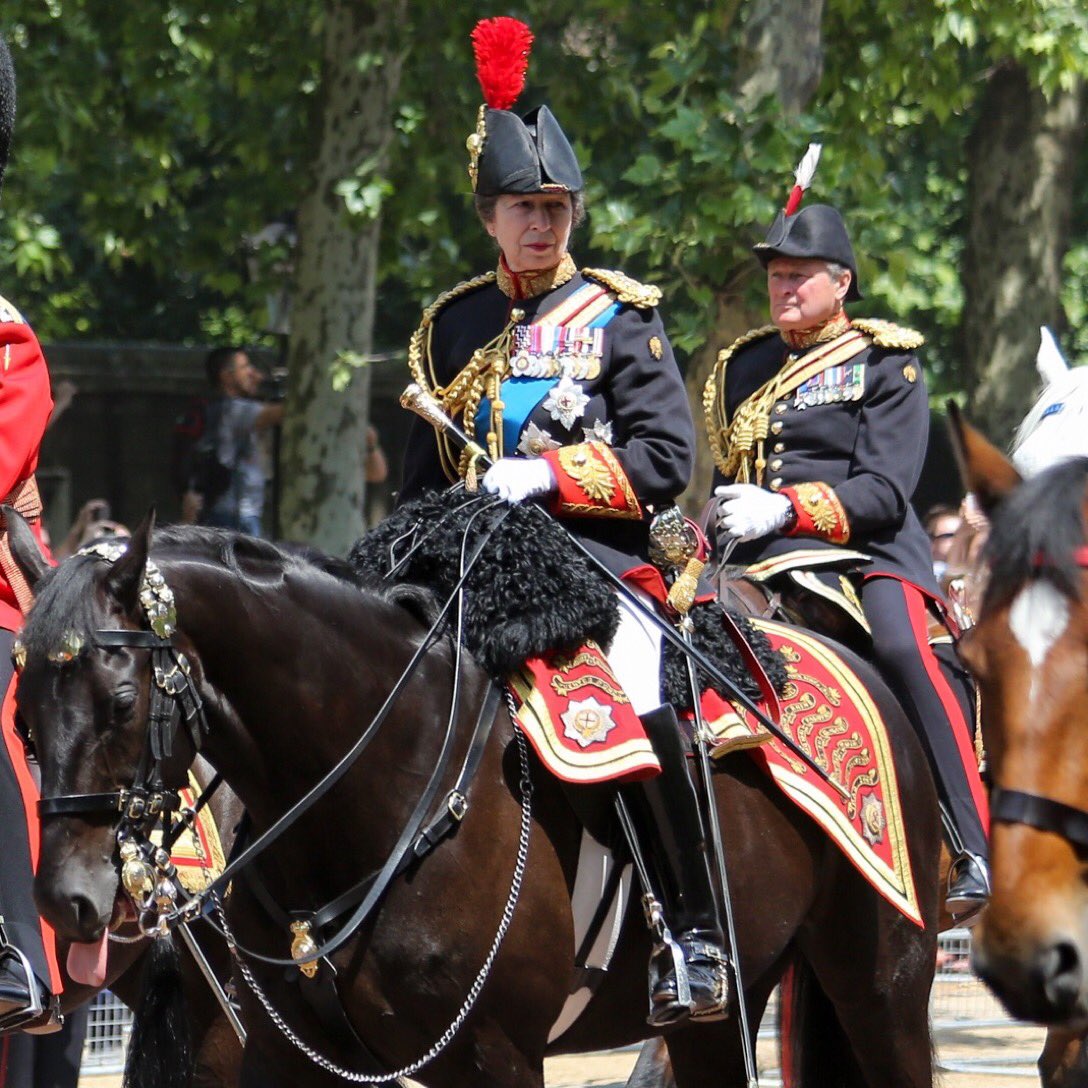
(794, 143, 822, 190)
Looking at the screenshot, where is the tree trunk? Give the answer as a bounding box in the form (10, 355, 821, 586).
(736, 0, 825, 114)
(961, 62, 1086, 443)
(279, 0, 407, 554)
(680, 284, 764, 515)
(682, 0, 825, 513)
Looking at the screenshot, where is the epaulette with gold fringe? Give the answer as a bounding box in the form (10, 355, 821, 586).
(852, 318, 924, 351)
(417, 271, 496, 330)
(0, 294, 26, 325)
(582, 268, 661, 309)
(713, 325, 779, 373)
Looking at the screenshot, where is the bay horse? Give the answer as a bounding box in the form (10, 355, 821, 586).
(8, 510, 940, 1087)
(947, 409, 1088, 1069)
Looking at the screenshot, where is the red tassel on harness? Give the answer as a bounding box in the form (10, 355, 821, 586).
(471, 17, 534, 110)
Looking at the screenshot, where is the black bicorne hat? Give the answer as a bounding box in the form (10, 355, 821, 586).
(751, 146, 861, 301)
(0, 37, 15, 196)
(753, 204, 862, 301)
(467, 18, 583, 197)
(475, 105, 582, 196)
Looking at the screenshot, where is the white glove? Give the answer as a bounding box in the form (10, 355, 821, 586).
(481, 457, 556, 503)
(714, 483, 792, 542)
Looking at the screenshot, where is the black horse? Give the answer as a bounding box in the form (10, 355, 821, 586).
(4, 753, 243, 1088)
(9, 512, 940, 1087)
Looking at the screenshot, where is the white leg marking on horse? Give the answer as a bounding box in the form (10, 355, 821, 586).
(1009, 582, 1070, 669)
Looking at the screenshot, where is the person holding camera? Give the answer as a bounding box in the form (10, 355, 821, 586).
(182, 346, 284, 537)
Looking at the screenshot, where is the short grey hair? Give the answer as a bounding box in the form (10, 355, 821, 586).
(826, 261, 851, 285)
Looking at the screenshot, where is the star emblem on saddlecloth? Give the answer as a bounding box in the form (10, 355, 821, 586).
(561, 696, 617, 748)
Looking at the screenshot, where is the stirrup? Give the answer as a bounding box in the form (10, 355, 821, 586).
(647, 937, 730, 1028)
(946, 851, 990, 927)
(0, 942, 54, 1034)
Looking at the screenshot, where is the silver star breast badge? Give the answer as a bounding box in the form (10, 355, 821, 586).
(542, 376, 590, 430)
(517, 422, 562, 457)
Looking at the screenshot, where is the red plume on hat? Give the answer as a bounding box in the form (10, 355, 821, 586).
(783, 143, 822, 216)
(471, 17, 534, 110)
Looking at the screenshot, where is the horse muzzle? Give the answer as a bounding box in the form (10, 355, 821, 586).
(33, 825, 120, 944)
(974, 930, 1088, 1026)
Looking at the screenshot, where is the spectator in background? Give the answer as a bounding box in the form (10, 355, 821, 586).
(924, 502, 963, 582)
(51, 498, 130, 561)
(364, 423, 389, 527)
(183, 347, 284, 537)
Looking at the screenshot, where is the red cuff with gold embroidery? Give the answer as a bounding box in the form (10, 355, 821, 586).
(781, 482, 851, 544)
(542, 442, 642, 519)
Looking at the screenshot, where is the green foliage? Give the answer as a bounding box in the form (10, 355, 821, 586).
(0, 0, 1083, 405)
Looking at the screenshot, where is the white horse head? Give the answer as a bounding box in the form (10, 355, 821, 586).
(1011, 327, 1088, 477)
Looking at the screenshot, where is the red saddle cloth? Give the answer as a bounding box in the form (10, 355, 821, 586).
(509, 639, 661, 785)
(507, 612, 921, 926)
(703, 618, 922, 927)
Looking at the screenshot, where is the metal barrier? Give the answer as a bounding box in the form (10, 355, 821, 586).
(932, 927, 1043, 1078)
(78, 931, 1044, 1081)
(80, 990, 133, 1075)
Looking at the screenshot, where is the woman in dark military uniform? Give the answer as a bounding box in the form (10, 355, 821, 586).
(704, 195, 990, 921)
(400, 18, 728, 1027)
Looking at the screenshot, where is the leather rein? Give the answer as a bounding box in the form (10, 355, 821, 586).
(31, 508, 512, 968)
(989, 545, 1088, 849)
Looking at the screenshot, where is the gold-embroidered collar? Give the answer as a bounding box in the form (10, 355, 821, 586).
(497, 253, 577, 300)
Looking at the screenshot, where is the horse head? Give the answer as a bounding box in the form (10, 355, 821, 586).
(8, 509, 202, 946)
(950, 407, 1088, 1026)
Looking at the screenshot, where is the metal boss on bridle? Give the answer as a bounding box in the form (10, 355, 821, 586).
(29, 539, 210, 939)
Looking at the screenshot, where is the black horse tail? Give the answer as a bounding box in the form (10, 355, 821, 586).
(123, 935, 193, 1088)
(781, 957, 858, 1088)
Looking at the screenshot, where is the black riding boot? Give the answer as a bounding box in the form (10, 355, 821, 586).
(941, 803, 991, 926)
(624, 704, 729, 1028)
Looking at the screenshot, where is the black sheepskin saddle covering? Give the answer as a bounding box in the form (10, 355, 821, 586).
(349, 489, 787, 704)
(349, 490, 618, 677)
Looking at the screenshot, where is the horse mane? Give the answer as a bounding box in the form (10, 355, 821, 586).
(984, 457, 1088, 607)
(22, 524, 436, 663)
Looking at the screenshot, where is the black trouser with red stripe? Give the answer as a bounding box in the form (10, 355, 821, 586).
(860, 577, 989, 859)
(0, 629, 57, 998)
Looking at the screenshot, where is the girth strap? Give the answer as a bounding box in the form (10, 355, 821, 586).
(990, 787, 1088, 851)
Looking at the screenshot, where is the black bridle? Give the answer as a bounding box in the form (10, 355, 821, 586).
(987, 546, 1088, 849)
(35, 547, 210, 837)
(990, 788, 1088, 852)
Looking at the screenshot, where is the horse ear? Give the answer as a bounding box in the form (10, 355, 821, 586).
(3, 506, 51, 592)
(1036, 326, 1068, 386)
(105, 508, 155, 614)
(945, 402, 1022, 516)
